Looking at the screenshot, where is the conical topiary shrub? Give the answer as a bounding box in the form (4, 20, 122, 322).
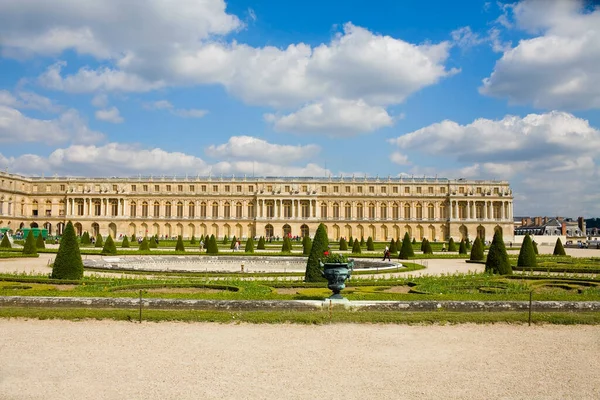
(389, 238, 397, 254)
(485, 230, 511, 275)
(190, 235, 197, 245)
(257, 236, 265, 250)
(303, 236, 312, 255)
(130, 233, 136, 243)
(466, 238, 472, 250)
(139, 237, 150, 251)
(360, 236, 365, 247)
(175, 235, 185, 252)
(304, 223, 329, 282)
(36, 233, 46, 249)
(222, 235, 229, 245)
(245, 237, 255, 253)
(366, 236, 374, 251)
(94, 234, 104, 248)
(423, 239, 433, 255)
(101, 235, 117, 255)
(448, 238, 457, 252)
(149, 235, 158, 249)
(22, 231, 38, 256)
(412, 237, 416, 245)
(470, 237, 485, 261)
(553, 238, 566, 256)
(517, 234, 537, 269)
(51, 221, 83, 280)
(399, 232, 414, 259)
(351, 238, 361, 254)
(348, 236, 354, 248)
(81, 231, 91, 246)
(281, 236, 292, 253)
(420, 240, 426, 252)
(339, 237, 348, 251)
(122, 236, 130, 248)
(0, 234, 12, 249)
(230, 236, 237, 250)
(207, 234, 219, 254)
(459, 239, 467, 254)
(532, 240, 539, 255)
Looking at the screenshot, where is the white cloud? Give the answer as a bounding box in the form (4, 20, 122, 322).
(0, 105, 104, 144)
(451, 26, 486, 49)
(389, 152, 410, 166)
(205, 136, 320, 164)
(389, 111, 600, 216)
(95, 107, 124, 123)
(481, 0, 600, 109)
(0, 89, 61, 113)
(265, 98, 394, 135)
(91, 93, 108, 108)
(144, 100, 208, 118)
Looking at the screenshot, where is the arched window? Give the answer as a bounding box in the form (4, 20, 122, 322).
(200, 202, 207, 218)
(188, 202, 195, 218)
(416, 203, 423, 219)
(247, 202, 255, 218)
(142, 201, 148, 217)
(130, 201, 137, 217)
(236, 202, 242, 218)
(320, 202, 328, 218)
(368, 203, 375, 219)
(356, 203, 363, 219)
(427, 203, 434, 220)
(333, 203, 339, 219)
(266, 201, 274, 218)
(301, 201, 309, 219)
(177, 202, 183, 218)
(212, 202, 219, 218)
(165, 202, 172, 218)
(392, 203, 399, 219)
(404, 204, 411, 219)
(224, 202, 231, 218)
(345, 203, 352, 219)
(380, 203, 387, 220)
(153, 201, 160, 217)
(284, 201, 292, 218)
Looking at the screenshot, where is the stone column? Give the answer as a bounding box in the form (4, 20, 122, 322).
(466, 201, 471, 220)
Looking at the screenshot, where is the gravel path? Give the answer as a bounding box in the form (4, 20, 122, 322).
(1, 320, 598, 400)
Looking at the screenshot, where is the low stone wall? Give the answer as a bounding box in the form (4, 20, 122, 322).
(2, 296, 599, 312)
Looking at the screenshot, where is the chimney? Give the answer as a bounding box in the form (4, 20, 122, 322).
(578, 217, 586, 233)
(524, 217, 532, 226)
(534, 217, 542, 226)
(561, 222, 567, 236)
(543, 217, 548, 225)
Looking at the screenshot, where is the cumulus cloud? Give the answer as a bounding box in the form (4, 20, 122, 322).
(0, 89, 61, 113)
(205, 136, 320, 164)
(0, 0, 456, 135)
(389, 152, 411, 166)
(389, 111, 600, 215)
(0, 105, 104, 144)
(481, 0, 600, 109)
(144, 100, 208, 118)
(265, 98, 394, 136)
(95, 107, 124, 123)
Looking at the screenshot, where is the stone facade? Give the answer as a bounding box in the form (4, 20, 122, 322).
(0, 172, 514, 242)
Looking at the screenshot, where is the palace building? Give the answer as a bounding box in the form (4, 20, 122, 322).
(0, 171, 514, 242)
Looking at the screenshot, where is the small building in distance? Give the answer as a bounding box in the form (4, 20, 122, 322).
(514, 216, 586, 239)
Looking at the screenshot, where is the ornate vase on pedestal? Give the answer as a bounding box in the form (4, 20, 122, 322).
(320, 259, 354, 299)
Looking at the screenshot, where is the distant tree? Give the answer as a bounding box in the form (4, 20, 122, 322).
(352, 238, 361, 254)
(230, 236, 237, 249)
(244, 237, 255, 253)
(149, 235, 158, 248)
(304, 223, 329, 282)
(207, 234, 219, 254)
(420, 239, 426, 252)
(485, 230, 512, 275)
(36, 233, 46, 249)
(366, 236, 374, 251)
(94, 234, 104, 248)
(138, 237, 150, 251)
(122, 236, 130, 248)
(130, 233, 136, 243)
(348, 236, 354, 247)
(448, 238, 457, 252)
(175, 235, 185, 252)
(1, 233, 12, 249)
(360, 236, 365, 247)
(532, 240, 539, 255)
(257, 236, 266, 250)
(222, 235, 229, 245)
(389, 238, 397, 254)
(423, 239, 433, 255)
(412, 237, 416, 245)
(553, 238, 566, 256)
(517, 234, 537, 268)
(80, 232, 91, 245)
(281, 236, 292, 253)
(399, 232, 415, 259)
(339, 237, 348, 251)
(459, 239, 467, 255)
(101, 235, 117, 255)
(303, 236, 312, 255)
(190, 235, 197, 245)
(469, 237, 485, 261)
(22, 231, 38, 256)
(51, 221, 83, 280)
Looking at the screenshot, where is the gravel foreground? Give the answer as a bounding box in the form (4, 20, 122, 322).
(1, 320, 599, 400)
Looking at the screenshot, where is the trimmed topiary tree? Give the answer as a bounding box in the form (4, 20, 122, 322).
(122, 236, 130, 248)
(553, 238, 566, 256)
(532, 240, 539, 255)
(175, 235, 185, 252)
(466, 238, 472, 250)
(94, 234, 104, 248)
(207, 234, 219, 254)
(339, 237, 348, 251)
(281, 236, 292, 253)
(470, 237, 485, 261)
(303, 236, 312, 255)
(22, 231, 38, 256)
(80, 231, 91, 245)
(149, 235, 158, 249)
(423, 239, 433, 255)
(257, 236, 266, 250)
(351, 238, 361, 254)
(485, 230, 512, 275)
(101, 235, 117, 255)
(517, 234, 537, 269)
(245, 237, 255, 253)
(389, 238, 397, 254)
(230, 236, 237, 249)
(190, 235, 197, 245)
(366, 236, 374, 251)
(304, 223, 329, 282)
(412, 237, 416, 245)
(0, 234, 12, 249)
(420, 240, 426, 252)
(459, 239, 467, 255)
(348, 236, 354, 248)
(139, 237, 150, 251)
(448, 237, 457, 252)
(222, 235, 229, 245)
(36, 233, 46, 249)
(51, 221, 83, 280)
(399, 232, 415, 259)
(360, 236, 365, 247)
(130, 233, 136, 243)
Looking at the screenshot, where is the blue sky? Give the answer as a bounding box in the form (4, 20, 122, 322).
(0, 0, 599, 217)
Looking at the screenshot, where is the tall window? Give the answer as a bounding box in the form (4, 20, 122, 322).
(284, 201, 292, 218)
(224, 202, 230, 218)
(380, 204, 387, 219)
(142, 202, 148, 217)
(165, 202, 172, 218)
(428, 204, 434, 219)
(404, 204, 411, 219)
(333, 203, 339, 219)
(416, 203, 423, 219)
(345, 203, 352, 219)
(392, 203, 399, 219)
(188, 202, 195, 218)
(77, 201, 84, 216)
(110, 200, 118, 216)
(356, 203, 363, 219)
(176, 202, 183, 218)
(321, 202, 328, 218)
(200, 202, 207, 218)
(94, 201, 101, 216)
(266, 201, 274, 218)
(212, 202, 219, 218)
(247, 202, 254, 218)
(153, 202, 160, 217)
(301, 201, 309, 219)
(368, 203, 375, 219)
(130, 201, 137, 217)
(236, 202, 242, 218)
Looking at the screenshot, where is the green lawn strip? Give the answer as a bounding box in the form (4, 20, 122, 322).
(0, 307, 597, 324)
(0, 252, 40, 259)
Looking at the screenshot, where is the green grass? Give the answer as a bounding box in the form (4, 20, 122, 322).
(0, 252, 40, 259)
(0, 307, 597, 324)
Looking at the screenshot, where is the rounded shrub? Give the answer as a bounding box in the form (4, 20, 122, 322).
(553, 238, 566, 256)
(51, 221, 83, 280)
(138, 237, 150, 251)
(149, 235, 158, 249)
(304, 223, 329, 282)
(80, 232, 91, 246)
(469, 237, 485, 261)
(399, 232, 415, 259)
(130, 234, 136, 243)
(423, 239, 433, 255)
(351, 238, 361, 254)
(517, 234, 537, 268)
(281, 237, 292, 253)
